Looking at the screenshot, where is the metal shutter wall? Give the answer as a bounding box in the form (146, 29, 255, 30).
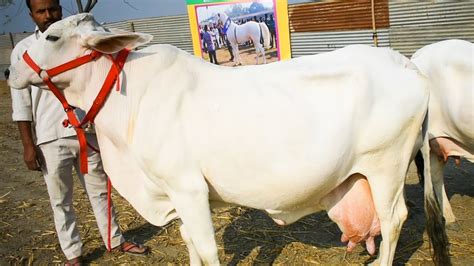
(103, 15, 193, 53)
(132, 15, 193, 54)
(12, 33, 31, 46)
(288, 1, 389, 57)
(291, 29, 389, 57)
(104, 20, 134, 32)
(289, 0, 389, 33)
(1, 33, 30, 80)
(0, 35, 13, 49)
(389, 1, 474, 57)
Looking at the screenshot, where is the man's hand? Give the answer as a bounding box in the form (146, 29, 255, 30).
(17, 121, 41, 171)
(23, 143, 41, 171)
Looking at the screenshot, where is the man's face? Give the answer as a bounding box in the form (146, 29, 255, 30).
(29, 0, 62, 32)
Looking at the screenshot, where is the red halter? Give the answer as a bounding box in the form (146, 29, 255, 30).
(22, 49, 130, 174)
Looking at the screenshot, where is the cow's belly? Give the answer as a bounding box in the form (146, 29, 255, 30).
(199, 131, 355, 210)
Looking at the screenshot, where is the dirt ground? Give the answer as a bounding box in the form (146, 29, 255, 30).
(0, 80, 472, 265)
(202, 44, 279, 66)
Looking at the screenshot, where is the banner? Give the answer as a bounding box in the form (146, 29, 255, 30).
(186, 0, 291, 66)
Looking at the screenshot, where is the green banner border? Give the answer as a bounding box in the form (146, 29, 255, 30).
(186, 0, 234, 5)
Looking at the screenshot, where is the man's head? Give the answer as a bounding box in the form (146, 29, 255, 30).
(26, 0, 62, 32)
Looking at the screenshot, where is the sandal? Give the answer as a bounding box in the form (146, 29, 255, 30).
(64, 256, 83, 266)
(114, 241, 149, 257)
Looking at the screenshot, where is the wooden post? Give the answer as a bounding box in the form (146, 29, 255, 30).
(9, 32, 15, 48)
(371, 0, 379, 47)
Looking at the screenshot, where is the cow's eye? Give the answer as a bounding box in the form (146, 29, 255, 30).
(46, 35, 60, 42)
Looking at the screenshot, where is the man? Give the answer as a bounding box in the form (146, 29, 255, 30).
(266, 14, 276, 48)
(10, 0, 149, 264)
(202, 24, 218, 65)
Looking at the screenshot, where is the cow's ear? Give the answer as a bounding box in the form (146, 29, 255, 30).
(82, 32, 152, 54)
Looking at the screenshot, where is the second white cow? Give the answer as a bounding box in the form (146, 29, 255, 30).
(8, 14, 449, 265)
(412, 39, 474, 224)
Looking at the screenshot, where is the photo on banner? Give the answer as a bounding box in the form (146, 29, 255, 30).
(186, 0, 291, 66)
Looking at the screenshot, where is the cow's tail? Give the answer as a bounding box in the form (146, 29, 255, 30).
(419, 110, 451, 266)
(259, 22, 271, 49)
(414, 150, 424, 185)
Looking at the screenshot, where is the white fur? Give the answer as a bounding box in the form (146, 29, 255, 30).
(9, 14, 430, 265)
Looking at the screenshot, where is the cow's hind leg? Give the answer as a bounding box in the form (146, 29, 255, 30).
(368, 171, 408, 265)
(169, 175, 219, 265)
(430, 153, 456, 224)
(254, 44, 266, 65)
(233, 46, 242, 66)
(260, 45, 266, 64)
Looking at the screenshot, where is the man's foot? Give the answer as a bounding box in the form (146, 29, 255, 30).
(64, 256, 83, 266)
(113, 241, 150, 257)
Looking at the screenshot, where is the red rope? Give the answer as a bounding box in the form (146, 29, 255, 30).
(107, 176, 112, 251)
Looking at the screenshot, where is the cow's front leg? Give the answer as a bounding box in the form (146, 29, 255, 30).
(169, 174, 219, 265)
(233, 46, 242, 66)
(179, 222, 202, 265)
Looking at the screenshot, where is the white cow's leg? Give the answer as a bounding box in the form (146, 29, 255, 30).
(260, 45, 266, 64)
(170, 180, 219, 265)
(430, 152, 456, 224)
(233, 46, 242, 66)
(368, 173, 408, 265)
(254, 45, 266, 65)
(179, 222, 202, 266)
(255, 46, 260, 65)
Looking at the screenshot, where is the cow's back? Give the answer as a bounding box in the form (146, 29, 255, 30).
(412, 39, 474, 150)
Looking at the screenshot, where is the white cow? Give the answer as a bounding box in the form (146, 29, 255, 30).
(411, 39, 474, 224)
(8, 14, 449, 265)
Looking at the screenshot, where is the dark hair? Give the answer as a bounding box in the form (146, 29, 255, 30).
(26, 0, 61, 11)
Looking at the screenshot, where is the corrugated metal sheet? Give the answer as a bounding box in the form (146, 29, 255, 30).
(389, 1, 474, 56)
(288, 0, 389, 33)
(105, 15, 193, 54)
(0, 32, 30, 66)
(131, 15, 193, 54)
(0, 48, 12, 64)
(104, 20, 133, 32)
(12, 33, 32, 46)
(0, 47, 11, 80)
(0, 34, 13, 49)
(291, 29, 389, 57)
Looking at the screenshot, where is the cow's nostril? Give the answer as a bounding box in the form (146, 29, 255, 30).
(4, 68, 9, 80)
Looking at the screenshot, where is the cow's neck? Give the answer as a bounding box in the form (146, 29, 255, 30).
(61, 54, 132, 144)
